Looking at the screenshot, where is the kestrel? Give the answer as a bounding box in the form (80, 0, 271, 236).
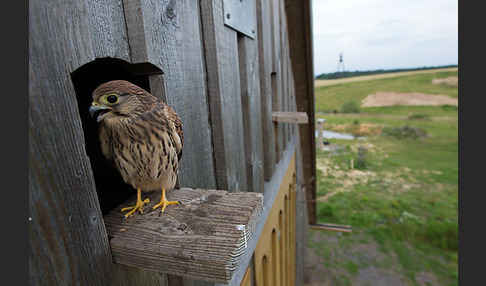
(89, 80, 183, 218)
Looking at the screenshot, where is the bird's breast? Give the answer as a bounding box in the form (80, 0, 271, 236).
(108, 124, 180, 192)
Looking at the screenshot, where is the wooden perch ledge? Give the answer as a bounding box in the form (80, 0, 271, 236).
(272, 111, 309, 124)
(104, 188, 263, 283)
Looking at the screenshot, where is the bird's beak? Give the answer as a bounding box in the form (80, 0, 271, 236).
(89, 103, 111, 122)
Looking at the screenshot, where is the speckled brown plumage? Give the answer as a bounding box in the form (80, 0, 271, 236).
(89, 80, 183, 217)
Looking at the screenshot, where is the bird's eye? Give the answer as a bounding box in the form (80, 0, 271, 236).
(106, 94, 118, 104)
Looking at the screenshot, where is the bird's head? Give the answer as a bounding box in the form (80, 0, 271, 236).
(89, 80, 155, 123)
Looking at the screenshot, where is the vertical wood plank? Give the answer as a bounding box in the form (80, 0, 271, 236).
(279, 0, 289, 152)
(284, 194, 290, 285)
(256, 0, 276, 181)
(270, 0, 285, 164)
(29, 0, 114, 285)
(111, 265, 168, 286)
(286, 58, 292, 143)
(279, 211, 285, 285)
(200, 0, 248, 192)
(293, 90, 309, 286)
(271, 73, 281, 163)
(238, 33, 264, 193)
(285, 0, 317, 225)
(289, 175, 297, 286)
(282, 0, 293, 147)
(86, 0, 131, 60)
(240, 266, 252, 286)
(271, 229, 280, 286)
(122, 0, 217, 189)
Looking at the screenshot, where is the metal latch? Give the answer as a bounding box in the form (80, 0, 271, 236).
(223, 0, 256, 39)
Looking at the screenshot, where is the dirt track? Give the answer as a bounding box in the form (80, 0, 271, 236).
(362, 92, 458, 107)
(315, 67, 458, 87)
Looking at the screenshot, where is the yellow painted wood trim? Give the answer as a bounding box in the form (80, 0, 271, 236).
(253, 152, 296, 286)
(240, 266, 252, 286)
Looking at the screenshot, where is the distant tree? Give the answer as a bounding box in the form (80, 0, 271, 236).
(315, 65, 458, 80)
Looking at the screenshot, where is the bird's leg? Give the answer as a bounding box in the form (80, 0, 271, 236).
(121, 188, 150, 218)
(152, 188, 180, 213)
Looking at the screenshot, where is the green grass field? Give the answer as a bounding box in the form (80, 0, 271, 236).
(308, 70, 458, 286)
(314, 70, 458, 113)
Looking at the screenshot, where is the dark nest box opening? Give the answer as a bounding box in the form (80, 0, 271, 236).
(71, 58, 163, 215)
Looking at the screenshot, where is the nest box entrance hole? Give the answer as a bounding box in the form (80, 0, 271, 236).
(71, 58, 163, 215)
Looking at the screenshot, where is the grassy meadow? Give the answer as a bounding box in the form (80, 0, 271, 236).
(307, 70, 458, 286)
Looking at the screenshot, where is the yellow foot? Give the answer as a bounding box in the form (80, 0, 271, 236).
(121, 188, 150, 218)
(152, 199, 180, 213)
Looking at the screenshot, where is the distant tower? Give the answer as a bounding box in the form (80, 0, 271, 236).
(337, 52, 345, 73)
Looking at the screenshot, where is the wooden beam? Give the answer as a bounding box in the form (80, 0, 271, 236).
(285, 0, 317, 225)
(104, 188, 263, 283)
(310, 223, 353, 233)
(256, 0, 277, 181)
(238, 33, 264, 194)
(272, 111, 309, 124)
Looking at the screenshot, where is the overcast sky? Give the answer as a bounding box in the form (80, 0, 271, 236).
(312, 0, 458, 75)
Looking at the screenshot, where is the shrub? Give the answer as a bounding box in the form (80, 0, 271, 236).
(318, 204, 334, 218)
(408, 113, 430, 120)
(441, 104, 458, 111)
(355, 146, 368, 170)
(340, 101, 361, 113)
(382, 125, 427, 140)
(420, 220, 458, 251)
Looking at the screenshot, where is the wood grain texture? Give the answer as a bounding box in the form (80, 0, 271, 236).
(270, 0, 285, 165)
(123, 0, 217, 190)
(238, 34, 264, 194)
(272, 112, 309, 124)
(200, 0, 248, 192)
(281, 1, 312, 282)
(30, 0, 308, 285)
(277, 0, 287, 165)
(111, 265, 169, 286)
(29, 1, 113, 285)
(121, 0, 149, 62)
(310, 223, 353, 233)
(256, 0, 276, 181)
(282, 2, 308, 283)
(286, 59, 293, 143)
(294, 125, 309, 286)
(285, 0, 317, 225)
(279, 2, 291, 147)
(86, 0, 131, 60)
(104, 188, 263, 283)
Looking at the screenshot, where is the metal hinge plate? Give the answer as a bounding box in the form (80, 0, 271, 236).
(223, 0, 256, 39)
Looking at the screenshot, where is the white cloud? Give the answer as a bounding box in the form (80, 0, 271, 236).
(311, 0, 458, 75)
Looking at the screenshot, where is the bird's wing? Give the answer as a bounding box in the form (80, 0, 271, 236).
(98, 123, 113, 161)
(166, 105, 184, 161)
(137, 102, 183, 161)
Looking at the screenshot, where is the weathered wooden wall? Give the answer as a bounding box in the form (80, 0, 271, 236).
(285, 0, 316, 226)
(29, 0, 312, 285)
